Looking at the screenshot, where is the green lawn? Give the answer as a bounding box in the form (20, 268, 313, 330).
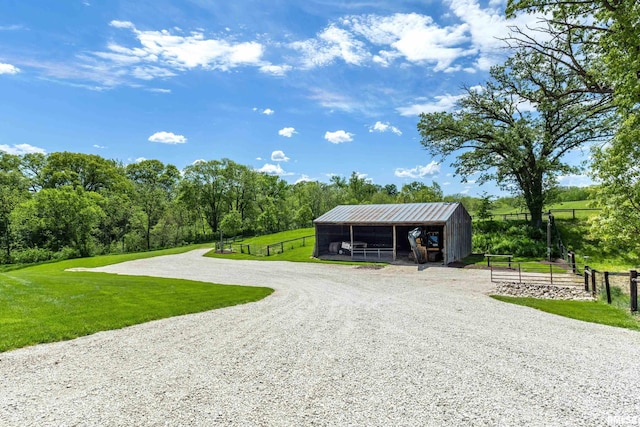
(491, 295, 640, 331)
(207, 228, 385, 265)
(0, 245, 273, 352)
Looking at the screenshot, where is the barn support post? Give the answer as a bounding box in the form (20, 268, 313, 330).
(392, 225, 397, 261)
(350, 225, 354, 261)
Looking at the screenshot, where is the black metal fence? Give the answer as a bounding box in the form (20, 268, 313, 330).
(489, 260, 583, 286)
(224, 235, 314, 256)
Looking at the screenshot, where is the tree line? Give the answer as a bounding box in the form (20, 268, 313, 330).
(0, 151, 448, 264)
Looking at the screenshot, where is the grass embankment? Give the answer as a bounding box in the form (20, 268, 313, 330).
(491, 295, 640, 331)
(0, 245, 273, 352)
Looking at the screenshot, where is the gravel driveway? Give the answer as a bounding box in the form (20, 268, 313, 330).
(1, 249, 639, 426)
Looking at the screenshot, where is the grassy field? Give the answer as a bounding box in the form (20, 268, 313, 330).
(207, 228, 384, 265)
(490, 199, 598, 218)
(491, 295, 640, 331)
(0, 245, 273, 352)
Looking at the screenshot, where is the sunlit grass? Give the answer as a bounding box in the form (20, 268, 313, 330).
(491, 295, 640, 331)
(0, 245, 273, 352)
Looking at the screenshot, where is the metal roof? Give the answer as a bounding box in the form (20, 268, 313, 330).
(314, 202, 464, 225)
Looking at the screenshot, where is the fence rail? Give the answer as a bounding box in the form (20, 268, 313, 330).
(487, 208, 601, 221)
(490, 261, 583, 286)
(351, 247, 394, 261)
(224, 235, 314, 257)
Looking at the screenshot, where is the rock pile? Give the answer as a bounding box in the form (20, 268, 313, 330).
(494, 282, 595, 301)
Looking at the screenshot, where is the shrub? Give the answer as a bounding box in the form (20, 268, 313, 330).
(473, 220, 547, 257)
(12, 247, 56, 264)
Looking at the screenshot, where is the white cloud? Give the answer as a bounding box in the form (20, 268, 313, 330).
(255, 163, 293, 176)
(278, 127, 297, 138)
(325, 130, 354, 144)
(446, 0, 549, 70)
(135, 157, 147, 163)
(148, 131, 187, 144)
(256, 157, 263, 161)
(308, 89, 358, 112)
(261, 108, 275, 115)
(290, 24, 370, 68)
(394, 161, 441, 178)
(369, 121, 402, 136)
(93, 21, 270, 82)
(397, 94, 464, 116)
(259, 64, 292, 76)
(192, 159, 205, 165)
(271, 150, 290, 162)
(147, 88, 171, 93)
(93, 144, 106, 149)
(109, 20, 135, 29)
(0, 143, 46, 155)
(0, 63, 20, 74)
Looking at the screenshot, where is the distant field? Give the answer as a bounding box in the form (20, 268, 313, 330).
(490, 199, 599, 219)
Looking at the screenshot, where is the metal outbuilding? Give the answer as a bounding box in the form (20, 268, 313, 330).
(313, 202, 472, 264)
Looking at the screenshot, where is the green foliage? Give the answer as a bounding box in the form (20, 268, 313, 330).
(220, 209, 243, 237)
(418, 49, 613, 227)
(11, 186, 104, 257)
(473, 221, 547, 257)
(398, 181, 443, 203)
(590, 114, 640, 253)
(476, 192, 494, 221)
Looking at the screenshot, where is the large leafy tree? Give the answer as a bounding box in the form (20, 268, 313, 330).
(180, 159, 230, 235)
(11, 186, 104, 257)
(40, 152, 128, 193)
(507, 0, 640, 245)
(0, 153, 30, 261)
(506, 0, 640, 107)
(418, 51, 614, 227)
(398, 182, 443, 203)
(126, 160, 180, 250)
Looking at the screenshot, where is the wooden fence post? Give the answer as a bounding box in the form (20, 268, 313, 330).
(570, 252, 576, 274)
(591, 268, 597, 297)
(280, 242, 284, 253)
(631, 270, 638, 313)
(604, 272, 611, 304)
(267, 245, 270, 256)
(584, 266, 589, 292)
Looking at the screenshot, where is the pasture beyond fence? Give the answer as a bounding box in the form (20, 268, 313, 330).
(487, 208, 601, 221)
(217, 235, 314, 257)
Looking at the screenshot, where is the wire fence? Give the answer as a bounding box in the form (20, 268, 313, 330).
(221, 235, 315, 257)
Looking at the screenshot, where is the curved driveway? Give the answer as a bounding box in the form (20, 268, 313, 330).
(1, 250, 639, 426)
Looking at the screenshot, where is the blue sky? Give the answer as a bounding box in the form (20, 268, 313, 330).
(0, 0, 592, 196)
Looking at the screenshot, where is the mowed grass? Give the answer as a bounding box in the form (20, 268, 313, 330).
(491, 295, 640, 331)
(206, 228, 385, 265)
(0, 245, 273, 352)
